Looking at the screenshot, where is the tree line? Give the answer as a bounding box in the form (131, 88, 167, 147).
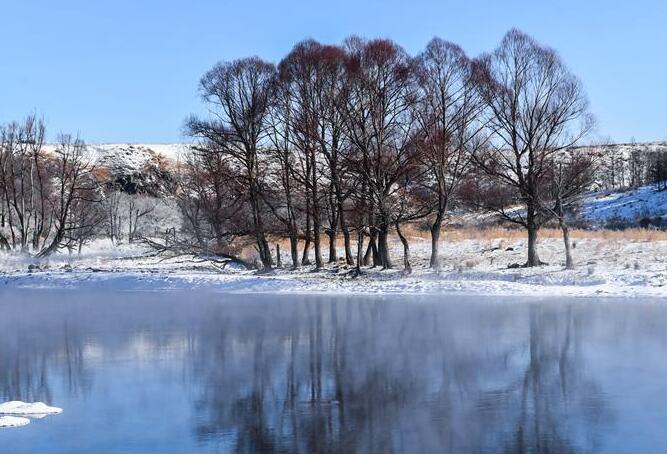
(0, 117, 176, 256)
(589, 141, 667, 190)
(5, 29, 657, 272)
(0, 116, 99, 256)
(179, 29, 596, 272)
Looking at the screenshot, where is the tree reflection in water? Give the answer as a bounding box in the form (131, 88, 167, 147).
(189, 298, 611, 453)
(11, 292, 667, 452)
(0, 309, 93, 404)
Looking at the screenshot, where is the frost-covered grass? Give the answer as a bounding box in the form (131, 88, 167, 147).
(1, 231, 665, 298)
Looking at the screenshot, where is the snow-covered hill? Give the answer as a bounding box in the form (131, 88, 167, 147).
(572, 141, 667, 155)
(581, 184, 667, 228)
(44, 143, 189, 194)
(44, 143, 186, 165)
(88, 143, 186, 163)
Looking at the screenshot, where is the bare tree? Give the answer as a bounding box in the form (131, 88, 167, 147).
(25, 117, 48, 251)
(188, 57, 277, 269)
(0, 117, 100, 256)
(0, 117, 48, 252)
(629, 146, 646, 188)
(174, 145, 252, 262)
(415, 38, 487, 270)
(309, 43, 355, 265)
(545, 152, 597, 269)
(279, 40, 350, 269)
(393, 169, 432, 274)
(266, 62, 305, 269)
(38, 134, 98, 257)
(342, 37, 420, 269)
(103, 188, 124, 244)
(67, 184, 105, 254)
(127, 195, 158, 243)
(473, 29, 594, 267)
(649, 151, 667, 190)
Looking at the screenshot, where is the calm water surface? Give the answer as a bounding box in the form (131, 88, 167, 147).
(1, 289, 667, 453)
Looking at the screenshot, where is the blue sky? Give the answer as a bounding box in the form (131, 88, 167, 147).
(1, 0, 665, 143)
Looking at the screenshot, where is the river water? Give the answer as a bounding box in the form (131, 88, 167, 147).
(1, 289, 666, 453)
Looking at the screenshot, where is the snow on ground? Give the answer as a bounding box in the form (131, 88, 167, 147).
(0, 416, 30, 428)
(582, 184, 667, 227)
(1, 235, 665, 299)
(5, 148, 660, 299)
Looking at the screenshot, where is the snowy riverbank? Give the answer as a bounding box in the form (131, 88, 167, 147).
(1, 234, 666, 299)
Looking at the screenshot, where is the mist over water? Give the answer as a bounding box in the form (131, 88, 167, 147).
(1, 290, 666, 453)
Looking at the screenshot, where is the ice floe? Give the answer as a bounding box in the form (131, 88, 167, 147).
(0, 415, 31, 428)
(0, 401, 63, 416)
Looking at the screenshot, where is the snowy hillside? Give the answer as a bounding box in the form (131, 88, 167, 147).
(91, 143, 186, 163)
(44, 143, 189, 194)
(581, 184, 667, 228)
(44, 143, 186, 166)
(572, 141, 667, 155)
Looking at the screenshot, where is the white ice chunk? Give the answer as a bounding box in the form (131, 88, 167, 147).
(0, 415, 31, 428)
(0, 401, 63, 416)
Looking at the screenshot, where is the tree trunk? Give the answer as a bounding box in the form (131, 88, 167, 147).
(276, 243, 283, 268)
(38, 230, 64, 257)
(526, 203, 541, 267)
(429, 214, 443, 270)
(260, 236, 272, 269)
(249, 179, 272, 270)
(355, 228, 364, 274)
(363, 230, 378, 267)
(562, 224, 573, 270)
(378, 224, 392, 269)
(313, 217, 323, 269)
(338, 205, 354, 265)
(327, 230, 337, 263)
(310, 151, 323, 270)
(395, 221, 411, 274)
(0, 234, 10, 251)
(289, 234, 299, 270)
(341, 223, 354, 265)
(302, 208, 312, 266)
(559, 217, 574, 270)
(527, 224, 541, 267)
(327, 188, 339, 264)
(32, 229, 41, 252)
(252, 227, 272, 270)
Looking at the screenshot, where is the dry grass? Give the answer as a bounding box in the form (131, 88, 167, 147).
(401, 225, 667, 242)
(566, 228, 667, 241)
(259, 226, 667, 262)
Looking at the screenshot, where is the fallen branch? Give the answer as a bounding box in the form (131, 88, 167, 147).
(137, 236, 254, 270)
